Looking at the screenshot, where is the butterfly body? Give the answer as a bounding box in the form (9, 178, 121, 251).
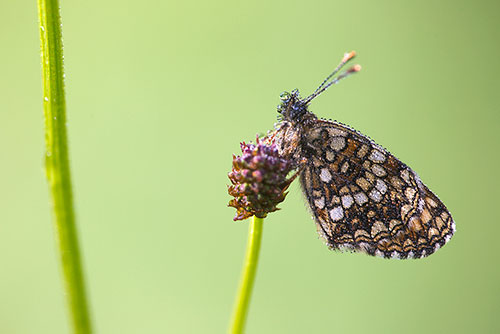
(275, 89, 455, 259)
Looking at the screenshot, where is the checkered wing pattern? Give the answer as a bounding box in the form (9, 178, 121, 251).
(300, 119, 455, 259)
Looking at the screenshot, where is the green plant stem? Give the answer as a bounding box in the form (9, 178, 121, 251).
(37, 1, 92, 333)
(230, 216, 265, 334)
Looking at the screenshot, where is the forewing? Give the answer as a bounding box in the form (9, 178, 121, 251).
(299, 119, 455, 259)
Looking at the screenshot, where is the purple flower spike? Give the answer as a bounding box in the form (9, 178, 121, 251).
(228, 136, 297, 221)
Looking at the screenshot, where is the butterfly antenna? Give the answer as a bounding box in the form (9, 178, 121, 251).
(313, 51, 356, 94)
(305, 51, 360, 104)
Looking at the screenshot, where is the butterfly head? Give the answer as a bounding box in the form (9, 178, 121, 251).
(277, 89, 309, 122)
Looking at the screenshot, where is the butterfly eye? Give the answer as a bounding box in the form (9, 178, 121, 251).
(279, 91, 291, 101)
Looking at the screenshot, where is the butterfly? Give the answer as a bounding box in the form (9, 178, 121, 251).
(272, 51, 455, 259)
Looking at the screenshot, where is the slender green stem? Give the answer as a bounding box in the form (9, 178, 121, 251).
(37, 1, 92, 333)
(230, 216, 265, 334)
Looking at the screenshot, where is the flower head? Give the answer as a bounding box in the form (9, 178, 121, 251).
(228, 136, 296, 221)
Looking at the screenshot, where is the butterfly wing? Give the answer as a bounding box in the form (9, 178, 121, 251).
(299, 119, 455, 259)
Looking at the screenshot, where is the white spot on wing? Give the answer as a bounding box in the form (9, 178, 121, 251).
(320, 168, 332, 183)
(327, 128, 347, 137)
(314, 197, 325, 209)
(405, 187, 416, 201)
(401, 169, 410, 183)
(369, 150, 386, 163)
(418, 198, 425, 211)
(391, 251, 400, 259)
(358, 242, 371, 252)
(354, 192, 368, 205)
(341, 195, 354, 208)
(330, 136, 346, 151)
(375, 179, 387, 194)
(371, 164, 386, 177)
(369, 188, 382, 202)
(338, 243, 354, 252)
(329, 206, 344, 222)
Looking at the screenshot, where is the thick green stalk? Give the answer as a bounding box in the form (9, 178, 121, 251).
(37, 0, 93, 333)
(230, 216, 265, 334)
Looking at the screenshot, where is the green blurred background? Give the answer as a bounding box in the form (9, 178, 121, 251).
(1, 0, 499, 333)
